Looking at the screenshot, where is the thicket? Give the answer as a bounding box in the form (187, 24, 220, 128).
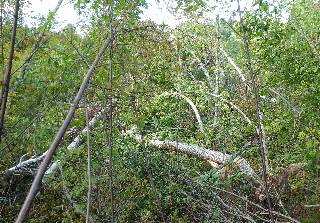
(0, 0, 319, 222)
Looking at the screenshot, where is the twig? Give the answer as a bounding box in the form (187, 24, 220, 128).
(84, 97, 92, 223)
(107, 3, 115, 222)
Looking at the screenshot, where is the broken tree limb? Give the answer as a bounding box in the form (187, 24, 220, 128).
(67, 109, 104, 150)
(7, 108, 104, 176)
(5, 106, 105, 177)
(148, 139, 258, 178)
(220, 48, 247, 83)
(158, 92, 204, 133)
(6, 152, 47, 176)
(125, 131, 258, 179)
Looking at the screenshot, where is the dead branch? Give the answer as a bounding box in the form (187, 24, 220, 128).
(237, 0, 273, 220)
(158, 92, 204, 133)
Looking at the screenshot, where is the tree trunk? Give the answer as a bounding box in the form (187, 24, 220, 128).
(0, 0, 20, 140)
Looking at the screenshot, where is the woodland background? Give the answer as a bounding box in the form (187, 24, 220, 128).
(0, 0, 319, 222)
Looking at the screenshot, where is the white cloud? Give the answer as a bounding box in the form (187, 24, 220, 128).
(25, 0, 184, 29)
(141, 0, 185, 27)
(25, 0, 80, 29)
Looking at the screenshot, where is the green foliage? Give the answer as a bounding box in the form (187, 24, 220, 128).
(1, 0, 320, 222)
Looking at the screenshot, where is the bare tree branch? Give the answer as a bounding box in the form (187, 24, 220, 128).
(237, 0, 273, 221)
(0, 0, 20, 140)
(107, 3, 115, 222)
(158, 92, 204, 133)
(84, 98, 92, 223)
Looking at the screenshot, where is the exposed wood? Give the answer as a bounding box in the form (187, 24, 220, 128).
(146, 139, 258, 178)
(6, 153, 46, 176)
(5, 106, 105, 177)
(220, 48, 247, 83)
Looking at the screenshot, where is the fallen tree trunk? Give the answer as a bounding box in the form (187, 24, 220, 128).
(4, 130, 258, 195)
(5, 108, 105, 177)
(5, 110, 256, 179)
(146, 139, 258, 178)
(6, 153, 46, 176)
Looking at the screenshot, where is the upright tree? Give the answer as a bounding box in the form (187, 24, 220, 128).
(0, 0, 20, 141)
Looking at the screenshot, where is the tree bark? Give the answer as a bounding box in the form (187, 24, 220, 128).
(236, 0, 273, 221)
(0, 0, 20, 140)
(146, 139, 257, 178)
(6, 107, 257, 181)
